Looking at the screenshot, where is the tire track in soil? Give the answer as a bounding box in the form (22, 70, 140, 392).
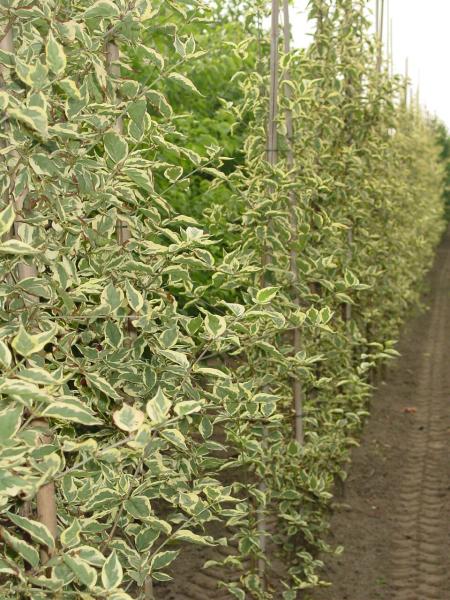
(390, 237, 450, 600)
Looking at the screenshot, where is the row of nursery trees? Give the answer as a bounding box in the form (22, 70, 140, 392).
(0, 0, 446, 598)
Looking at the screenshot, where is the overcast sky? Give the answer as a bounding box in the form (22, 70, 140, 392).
(290, 0, 450, 128)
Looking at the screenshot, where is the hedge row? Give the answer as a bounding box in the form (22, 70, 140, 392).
(0, 1, 445, 599)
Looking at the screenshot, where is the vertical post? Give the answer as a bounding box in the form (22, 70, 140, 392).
(106, 39, 152, 598)
(282, 0, 303, 445)
(266, 0, 279, 168)
(376, 0, 385, 73)
(106, 42, 130, 245)
(375, 0, 379, 38)
(258, 0, 279, 583)
(343, 0, 353, 326)
(388, 16, 393, 76)
(1, 26, 58, 562)
(404, 57, 409, 106)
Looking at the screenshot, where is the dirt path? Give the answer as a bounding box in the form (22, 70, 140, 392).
(311, 232, 450, 600)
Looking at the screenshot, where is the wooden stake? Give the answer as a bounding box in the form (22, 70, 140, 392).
(106, 38, 153, 598)
(388, 16, 393, 76)
(282, 0, 303, 445)
(343, 2, 354, 326)
(376, 0, 385, 72)
(106, 41, 131, 246)
(404, 57, 409, 106)
(258, 0, 280, 583)
(1, 26, 57, 562)
(34, 420, 58, 563)
(376, 0, 379, 38)
(266, 0, 279, 167)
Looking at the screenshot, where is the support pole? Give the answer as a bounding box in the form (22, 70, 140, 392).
(1, 26, 57, 562)
(106, 39, 152, 598)
(376, 0, 385, 74)
(258, 0, 280, 583)
(106, 42, 130, 245)
(282, 0, 303, 445)
(404, 57, 409, 106)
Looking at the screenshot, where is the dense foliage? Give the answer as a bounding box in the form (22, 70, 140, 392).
(0, 0, 445, 599)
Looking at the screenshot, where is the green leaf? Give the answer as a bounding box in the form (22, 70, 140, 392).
(46, 30, 66, 76)
(0, 340, 12, 368)
(7, 512, 55, 551)
(104, 130, 128, 163)
(124, 167, 153, 192)
(124, 280, 144, 312)
(17, 367, 59, 386)
(57, 77, 81, 99)
(146, 388, 171, 424)
(253, 393, 279, 403)
(199, 416, 213, 439)
(135, 527, 159, 552)
(108, 593, 134, 600)
(83, 0, 120, 19)
(19, 276, 52, 299)
(171, 529, 214, 546)
(174, 400, 202, 417)
(0, 239, 39, 255)
(84, 489, 121, 512)
(12, 325, 57, 357)
(7, 106, 48, 137)
(150, 550, 179, 572)
(168, 72, 203, 95)
(146, 90, 172, 117)
(60, 518, 81, 548)
(255, 287, 279, 304)
(86, 372, 121, 400)
(101, 550, 123, 590)
(0, 379, 50, 405)
(193, 366, 229, 379)
(77, 546, 105, 567)
(105, 321, 123, 348)
(159, 327, 178, 349)
(159, 349, 189, 368)
(1, 528, 39, 568)
(204, 314, 226, 338)
(139, 45, 164, 70)
(319, 306, 333, 324)
(29, 153, 58, 177)
(63, 554, 97, 589)
(0, 49, 14, 67)
(124, 496, 152, 520)
(113, 405, 145, 432)
(228, 587, 246, 600)
(306, 307, 320, 325)
(101, 283, 124, 311)
(164, 166, 183, 182)
(0, 204, 15, 237)
(42, 397, 102, 426)
(0, 405, 23, 444)
(161, 428, 187, 450)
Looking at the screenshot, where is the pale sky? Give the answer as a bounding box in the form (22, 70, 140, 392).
(291, 0, 450, 129)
